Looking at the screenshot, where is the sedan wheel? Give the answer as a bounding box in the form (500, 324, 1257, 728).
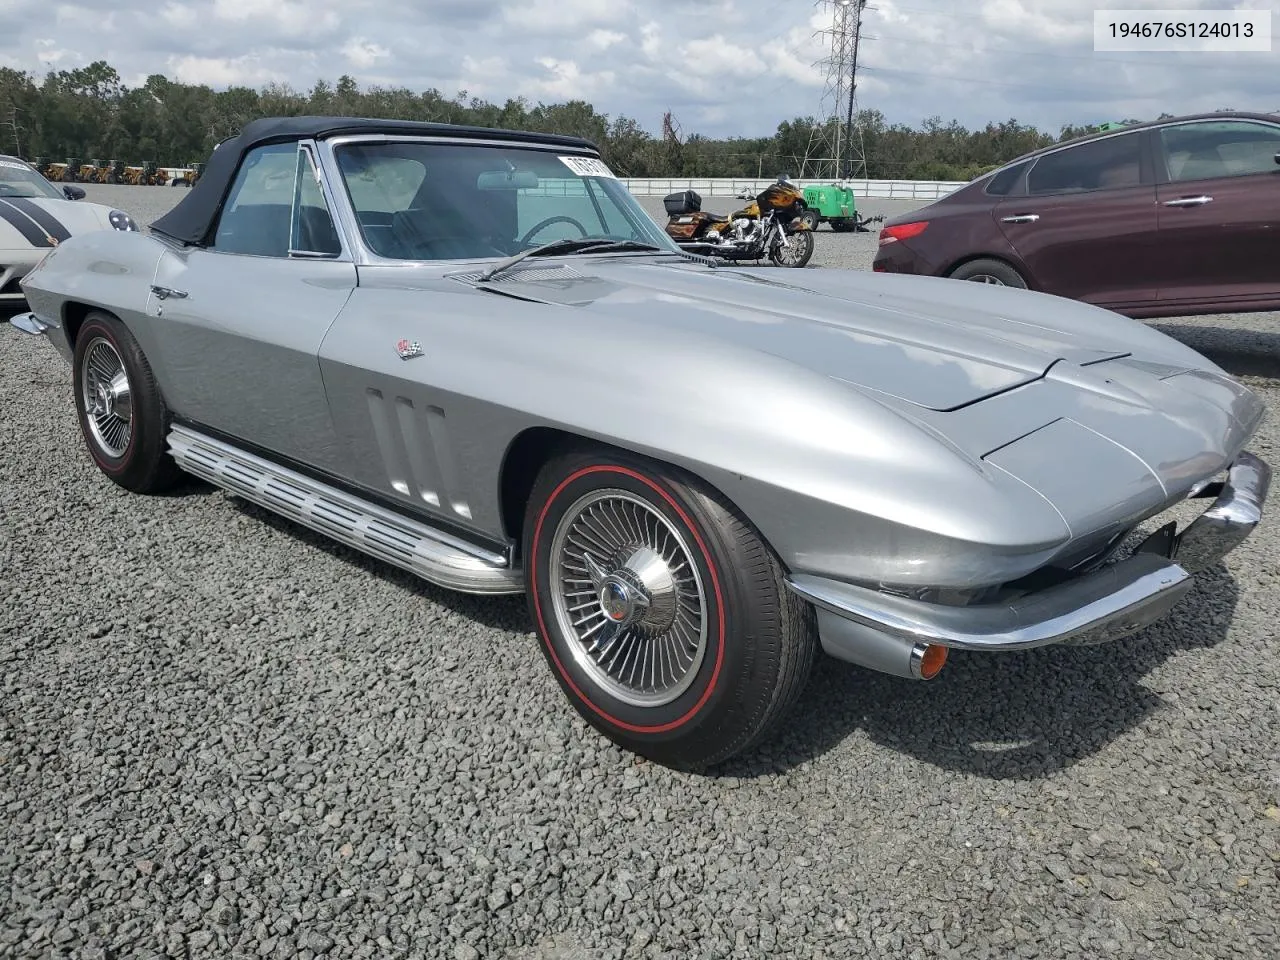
(947, 257, 1028, 288)
(524, 445, 818, 770)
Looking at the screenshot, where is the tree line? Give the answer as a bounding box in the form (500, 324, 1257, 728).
(0, 60, 1153, 181)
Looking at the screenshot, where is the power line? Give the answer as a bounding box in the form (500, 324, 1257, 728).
(859, 63, 1123, 95)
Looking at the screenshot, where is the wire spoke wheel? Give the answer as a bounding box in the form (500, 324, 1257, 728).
(79, 336, 133, 457)
(547, 488, 708, 708)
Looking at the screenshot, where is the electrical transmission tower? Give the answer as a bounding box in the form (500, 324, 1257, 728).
(803, 0, 869, 181)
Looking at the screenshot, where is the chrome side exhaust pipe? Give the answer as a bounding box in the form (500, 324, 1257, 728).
(812, 607, 947, 680)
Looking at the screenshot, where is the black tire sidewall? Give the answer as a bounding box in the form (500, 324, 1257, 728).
(950, 258, 1027, 287)
(524, 453, 756, 750)
(71, 313, 171, 489)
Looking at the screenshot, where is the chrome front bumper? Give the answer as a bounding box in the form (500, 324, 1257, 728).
(9, 311, 51, 334)
(788, 451, 1271, 677)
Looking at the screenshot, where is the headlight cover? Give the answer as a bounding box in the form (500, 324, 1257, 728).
(108, 210, 139, 232)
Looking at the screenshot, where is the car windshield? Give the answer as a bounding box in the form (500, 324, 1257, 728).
(0, 158, 62, 200)
(331, 140, 680, 261)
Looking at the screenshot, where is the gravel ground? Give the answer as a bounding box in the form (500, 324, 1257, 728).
(2, 185, 1279, 960)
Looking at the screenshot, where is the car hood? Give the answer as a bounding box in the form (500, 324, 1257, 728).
(443, 256, 1264, 541)
(0, 196, 115, 249)
(451, 257, 1204, 412)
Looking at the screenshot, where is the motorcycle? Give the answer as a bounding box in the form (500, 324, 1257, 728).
(662, 176, 815, 268)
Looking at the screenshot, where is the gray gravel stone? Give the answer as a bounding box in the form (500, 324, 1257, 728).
(1, 184, 1278, 959)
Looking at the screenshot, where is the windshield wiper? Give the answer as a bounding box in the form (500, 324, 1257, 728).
(477, 239, 617, 281)
(477, 239, 685, 282)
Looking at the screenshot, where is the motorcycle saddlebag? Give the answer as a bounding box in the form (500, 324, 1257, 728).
(664, 190, 702, 216)
(664, 210, 714, 240)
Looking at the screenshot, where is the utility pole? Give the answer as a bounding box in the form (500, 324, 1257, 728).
(803, 0, 869, 182)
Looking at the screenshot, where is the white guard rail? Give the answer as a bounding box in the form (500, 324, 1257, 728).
(619, 178, 967, 201)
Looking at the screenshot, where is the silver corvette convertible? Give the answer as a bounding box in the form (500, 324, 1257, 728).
(14, 116, 1272, 769)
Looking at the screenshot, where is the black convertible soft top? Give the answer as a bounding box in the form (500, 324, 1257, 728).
(149, 115, 600, 245)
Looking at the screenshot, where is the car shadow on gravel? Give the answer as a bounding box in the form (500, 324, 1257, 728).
(219, 492, 1242, 780)
(223, 498, 531, 631)
(716, 565, 1240, 781)
(1151, 323, 1280, 380)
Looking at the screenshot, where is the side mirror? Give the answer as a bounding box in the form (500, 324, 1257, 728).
(63, 185, 85, 200)
(1274, 152, 1279, 165)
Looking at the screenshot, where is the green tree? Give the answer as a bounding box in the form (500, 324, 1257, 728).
(6, 58, 1091, 181)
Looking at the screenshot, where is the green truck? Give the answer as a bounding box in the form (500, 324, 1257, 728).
(798, 182, 885, 233)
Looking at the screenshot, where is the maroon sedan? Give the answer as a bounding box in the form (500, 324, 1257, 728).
(872, 111, 1280, 319)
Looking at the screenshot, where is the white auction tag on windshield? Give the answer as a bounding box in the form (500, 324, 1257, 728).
(0, 159, 29, 171)
(558, 156, 617, 179)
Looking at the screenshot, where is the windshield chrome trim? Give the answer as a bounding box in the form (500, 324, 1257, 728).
(310, 136, 673, 268)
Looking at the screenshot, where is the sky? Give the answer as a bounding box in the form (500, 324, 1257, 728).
(1, 0, 1278, 138)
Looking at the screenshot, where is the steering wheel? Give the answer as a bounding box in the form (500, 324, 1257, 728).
(519, 215, 588, 247)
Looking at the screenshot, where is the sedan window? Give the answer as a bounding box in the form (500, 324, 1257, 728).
(1026, 133, 1142, 195)
(1160, 120, 1280, 181)
(984, 160, 1030, 196)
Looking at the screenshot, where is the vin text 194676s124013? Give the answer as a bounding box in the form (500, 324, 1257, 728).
(13, 116, 1272, 770)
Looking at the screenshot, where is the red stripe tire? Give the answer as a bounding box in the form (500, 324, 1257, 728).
(71, 310, 183, 495)
(523, 443, 817, 771)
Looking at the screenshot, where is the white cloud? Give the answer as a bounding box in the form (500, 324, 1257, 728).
(677, 37, 765, 79)
(529, 57, 617, 100)
(55, 4, 114, 31)
(34, 39, 74, 66)
(456, 55, 510, 99)
(210, 0, 339, 34)
(0, 0, 1276, 142)
(157, 3, 192, 28)
(504, 0, 631, 31)
(165, 54, 283, 87)
(341, 38, 390, 69)
(586, 29, 625, 51)
(979, 0, 1093, 45)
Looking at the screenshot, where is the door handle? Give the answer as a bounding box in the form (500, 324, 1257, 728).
(150, 285, 188, 300)
(1000, 214, 1040, 223)
(1163, 195, 1213, 207)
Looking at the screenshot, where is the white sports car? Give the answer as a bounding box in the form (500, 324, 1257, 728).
(0, 154, 140, 302)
